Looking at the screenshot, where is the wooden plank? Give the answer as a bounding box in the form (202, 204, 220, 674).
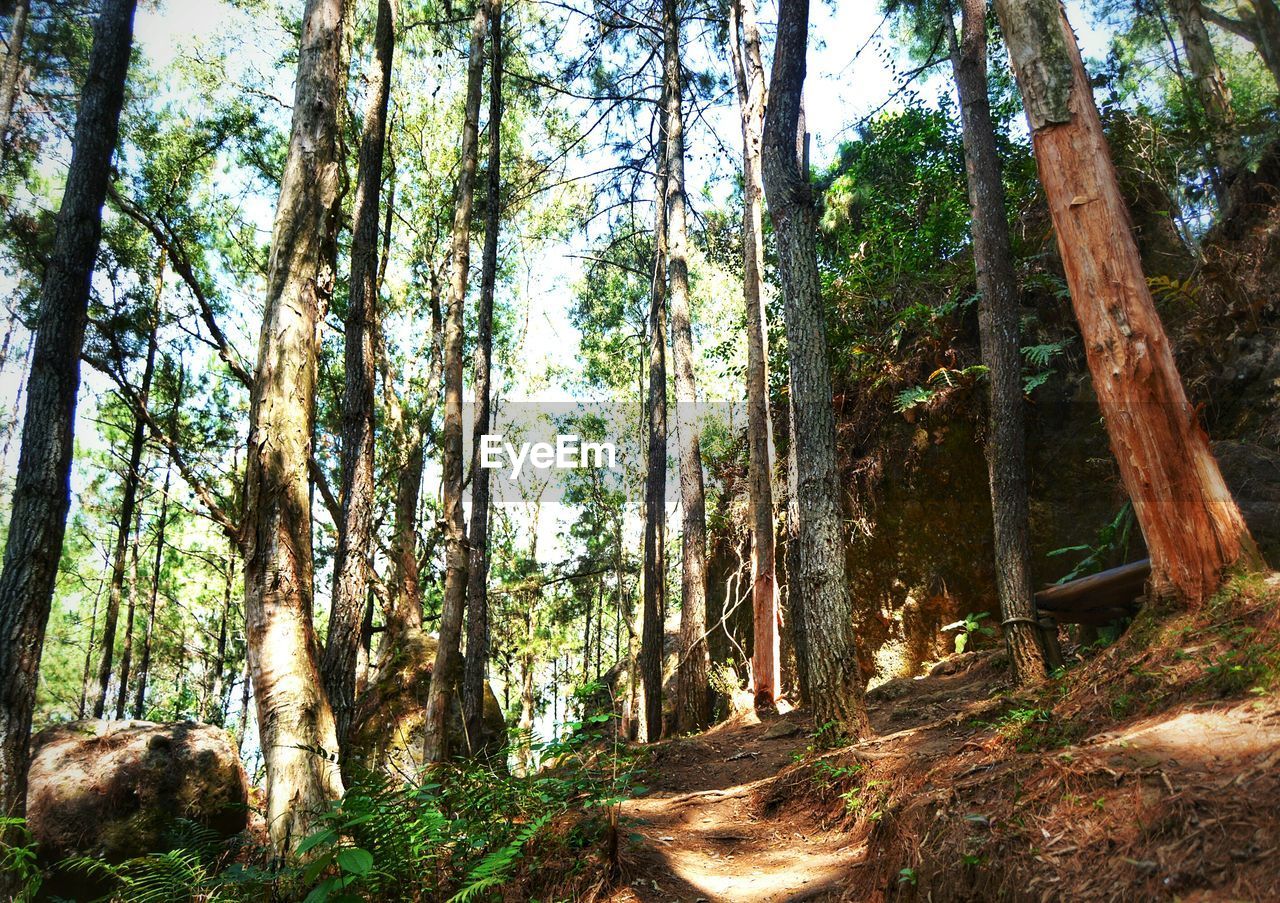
(1035, 558, 1150, 619)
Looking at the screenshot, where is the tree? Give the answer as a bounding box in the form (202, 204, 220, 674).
(1201, 0, 1280, 93)
(942, 0, 1048, 684)
(0, 0, 136, 861)
(423, 0, 497, 764)
(639, 86, 670, 744)
(91, 291, 159, 718)
(464, 0, 504, 752)
(322, 0, 397, 759)
(726, 0, 779, 710)
(240, 0, 348, 852)
(762, 0, 870, 739)
(0, 0, 29, 162)
(1166, 0, 1242, 189)
(664, 0, 710, 736)
(993, 0, 1261, 605)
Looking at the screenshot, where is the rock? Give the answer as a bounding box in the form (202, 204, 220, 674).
(347, 629, 507, 776)
(26, 720, 248, 864)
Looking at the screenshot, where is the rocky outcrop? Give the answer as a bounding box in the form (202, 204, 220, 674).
(26, 720, 248, 863)
(347, 630, 507, 776)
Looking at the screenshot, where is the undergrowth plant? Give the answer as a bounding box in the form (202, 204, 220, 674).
(42, 684, 642, 903)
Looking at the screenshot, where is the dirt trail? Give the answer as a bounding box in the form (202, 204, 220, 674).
(609, 657, 1000, 903)
(609, 709, 855, 903)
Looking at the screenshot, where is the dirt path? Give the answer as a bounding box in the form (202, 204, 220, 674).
(610, 710, 861, 903)
(607, 656, 1004, 903)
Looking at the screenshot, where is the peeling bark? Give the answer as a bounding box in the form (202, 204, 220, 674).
(994, 0, 1262, 605)
(241, 0, 348, 852)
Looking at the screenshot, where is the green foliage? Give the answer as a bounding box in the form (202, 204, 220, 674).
(944, 611, 995, 654)
(0, 818, 42, 902)
(1048, 503, 1136, 583)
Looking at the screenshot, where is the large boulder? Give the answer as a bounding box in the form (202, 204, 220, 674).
(347, 629, 507, 776)
(26, 720, 248, 864)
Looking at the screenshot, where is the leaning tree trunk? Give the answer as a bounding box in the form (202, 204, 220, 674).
(1167, 0, 1242, 192)
(241, 0, 348, 853)
(639, 93, 670, 744)
(92, 297, 158, 719)
(762, 0, 870, 739)
(464, 0, 503, 752)
(946, 0, 1048, 686)
(322, 0, 396, 760)
(727, 0, 779, 710)
(993, 0, 1262, 605)
(423, 0, 496, 764)
(663, 0, 710, 736)
(0, 0, 29, 162)
(0, 0, 136, 861)
(1202, 0, 1280, 93)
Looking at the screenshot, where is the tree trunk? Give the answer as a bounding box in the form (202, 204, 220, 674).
(993, 0, 1261, 605)
(203, 540, 235, 725)
(1202, 0, 1280, 93)
(783, 394, 809, 705)
(1167, 0, 1241, 191)
(423, 0, 496, 765)
(323, 0, 396, 760)
(464, 0, 503, 751)
(0, 0, 29, 161)
(113, 508, 143, 719)
(640, 88, 670, 744)
(382, 434, 424, 655)
(946, 0, 1048, 686)
(1252, 0, 1280, 91)
(727, 0, 779, 710)
(0, 0, 136, 854)
(241, 0, 348, 853)
(92, 279, 159, 719)
(78, 572, 106, 719)
(133, 362, 181, 719)
(662, 0, 710, 736)
(762, 0, 870, 739)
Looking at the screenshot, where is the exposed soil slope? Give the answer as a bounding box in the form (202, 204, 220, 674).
(605, 575, 1280, 902)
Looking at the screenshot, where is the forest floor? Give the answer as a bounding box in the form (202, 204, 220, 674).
(600, 574, 1280, 902)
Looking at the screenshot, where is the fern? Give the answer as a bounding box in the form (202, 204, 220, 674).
(447, 814, 550, 903)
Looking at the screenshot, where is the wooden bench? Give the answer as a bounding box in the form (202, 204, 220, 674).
(1030, 558, 1150, 668)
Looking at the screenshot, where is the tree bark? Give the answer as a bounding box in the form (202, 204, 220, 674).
(946, 0, 1048, 685)
(464, 0, 503, 751)
(662, 0, 710, 736)
(241, 0, 347, 853)
(640, 86, 670, 744)
(993, 0, 1261, 605)
(762, 0, 870, 739)
(0, 0, 136, 854)
(0, 0, 29, 162)
(133, 361, 181, 719)
(322, 0, 396, 760)
(727, 0, 779, 710)
(423, 0, 496, 765)
(92, 292, 159, 719)
(1167, 0, 1241, 190)
(1202, 1, 1280, 91)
